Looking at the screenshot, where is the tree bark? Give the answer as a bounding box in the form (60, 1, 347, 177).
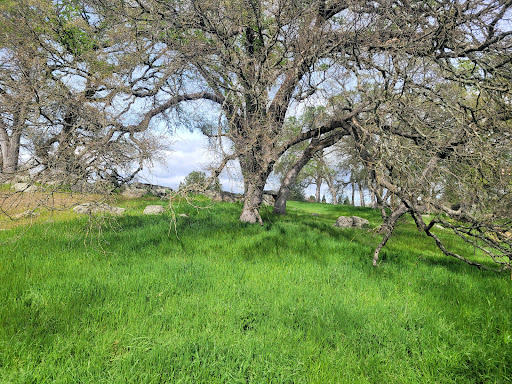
(358, 181, 365, 207)
(328, 183, 338, 205)
(0, 125, 22, 181)
(274, 142, 317, 214)
(373, 203, 409, 266)
(239, 179, 266, 224)
(351, 176, 355, 206)
(238, 148, 274, 224)
(315, 176, 322, 202)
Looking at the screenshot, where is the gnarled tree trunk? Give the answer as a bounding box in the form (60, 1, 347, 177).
(0, 124, 22, 182)
(238, 146, 275, 224)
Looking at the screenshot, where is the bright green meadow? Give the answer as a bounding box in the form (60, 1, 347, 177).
(0, 198, 511, 383)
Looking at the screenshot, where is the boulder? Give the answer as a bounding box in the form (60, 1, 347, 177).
(14, 210, 39, 219)
(334, 216, 370, 229)
(351, 216, 370, 228)
(143, 205, 165, 215)
(73, 203, 126, 215)
(121, 188, 145, 199)
(11, 183, 37, 193)
(120, 182, 172, 198)
(262, 193, 275, 206)
(204, 190, 243, 203)
(334, 216, 354, 228)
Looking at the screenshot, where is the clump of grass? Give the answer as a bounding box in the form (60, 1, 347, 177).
(0, 199, 510, 383)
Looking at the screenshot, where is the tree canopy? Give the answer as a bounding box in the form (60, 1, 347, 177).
(1, 0, 511, 269)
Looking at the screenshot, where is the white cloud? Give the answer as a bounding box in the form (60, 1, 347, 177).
(139, 130, 244, 193)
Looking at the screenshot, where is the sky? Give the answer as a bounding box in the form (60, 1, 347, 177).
(135, 95, 360, 203)
(138, 130, 246, 193)
(136, 129, 350, 203)
(136, 98, 335, 196)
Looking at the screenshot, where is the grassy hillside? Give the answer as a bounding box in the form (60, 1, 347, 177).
(0, 198, 511, 383)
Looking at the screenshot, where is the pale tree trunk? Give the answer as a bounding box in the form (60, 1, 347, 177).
(351, 175, 355, 206)
(358, 181, 365, 207)
(328, 183, 338, 205)
(370, 189, 376, 208)
(238, 149, 274, 224)
(240, 178, 266, 224)
(0, 123, 22, 181)
(315, 177, 322, 202)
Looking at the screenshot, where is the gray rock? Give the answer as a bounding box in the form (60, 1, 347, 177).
(73, 203, 126, 215)
(12, 174, 31, 183)
(178, 213, 189, 218)
(120, 182, 172, 198)
(204, 190, 243, 203)
(351, 216, 370, 228)
(121, 189, 145, 199)
(262, 193, 275, 206)
(143, 205, 165, 215)
(12, 183, 37, 192)
(334, 216, 370, 228)
(14, 210, 39, 219)
(334, 216, 354, 228)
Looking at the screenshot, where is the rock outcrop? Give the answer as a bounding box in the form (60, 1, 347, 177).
(120, 182, 172, 198)
(143, 205, 165, 215)
(73, 203, 126, 215)
(11, 183, 38, 193)
(334, 216, 370, 228)
(203, 190, 277, 205)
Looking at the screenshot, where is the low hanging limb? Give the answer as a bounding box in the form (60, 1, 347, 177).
(373, 203, 409, 266)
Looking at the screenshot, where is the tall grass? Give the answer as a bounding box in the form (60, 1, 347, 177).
(0, 199, 510, 383)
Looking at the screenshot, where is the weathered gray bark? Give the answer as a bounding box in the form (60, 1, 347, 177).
(351, 177, 355, 206)
(238, 149, 275, 224)
(0, 119, 23, 181)
(328, 183, 338, 205)
(315, 176, 322, 202)
(239, 181, 265, 224)
(373, 203, 409, 266)
(358, 181, 365, 207)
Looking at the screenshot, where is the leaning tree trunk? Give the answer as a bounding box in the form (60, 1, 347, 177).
(274, 140, 321, 214)
(373, 203, 409, 266)
(274, 153, 311, 214)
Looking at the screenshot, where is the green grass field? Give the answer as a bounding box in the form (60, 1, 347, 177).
(1, 198, 511, 383)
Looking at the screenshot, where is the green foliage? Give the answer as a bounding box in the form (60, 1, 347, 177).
(0, 200, 511, 382)
(288, 181, 306, 202)
(54, 2, 96, 56)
